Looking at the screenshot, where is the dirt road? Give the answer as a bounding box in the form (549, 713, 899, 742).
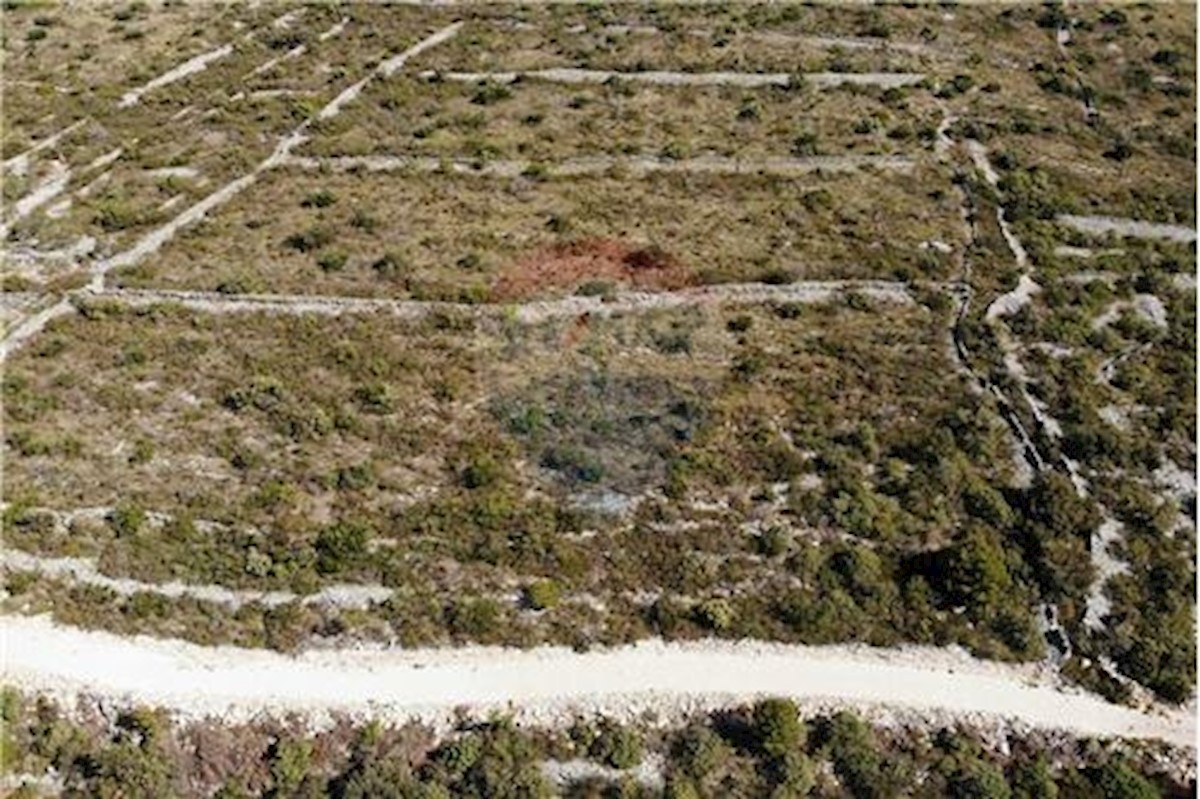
(2, 615, 1193, 745)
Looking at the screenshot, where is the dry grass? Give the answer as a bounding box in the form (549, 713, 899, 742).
(112, 163, 963, 298)
(302, 73, 942, 160)
(410, 4, 1053, 75)
(2, 4, 457, 287)
(2, 1, 267, 149)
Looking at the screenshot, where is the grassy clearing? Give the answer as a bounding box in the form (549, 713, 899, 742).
(300, 72, 942, 161)
(4, 298, 1053, 658)
(113, 164, 963, 299)
(418, 18, 929, 75)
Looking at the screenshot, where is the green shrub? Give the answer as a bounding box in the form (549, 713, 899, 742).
(317, 250, 348, 273)
(353, 383, 394, 414)
(335, 464, 376, 492)
(821, 711, 889, 799)
(108, 502, 146, 538)
(314, 523, 371, 575)
(129, 439, 154, 465)
(753, 698, 805, 759)
(457, 253, 483, 271)
(576, 280, 615, 298)
(471, 82, 512, 105)
(591, 722, 643, 770)
(351, 209, 379, 232)
(446, 598, 502, 638)
(283, 226, 334, 253)
(523, 580, 561, 611)
(460, 446, 509, 490)
(695, 598, 735, 632)
(268, 739, 313, 798)
(93, 198, 145, 231)
(756, 526, 789, 558)
(1086, 759, 1161, 799)
(791, 132, 819, 157)
(540, 445, 604, 483)
(371, 252, 404, 279)
(301, 189, 337, 209)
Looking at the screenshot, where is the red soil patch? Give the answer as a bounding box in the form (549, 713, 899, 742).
(491, 238, 695, 301)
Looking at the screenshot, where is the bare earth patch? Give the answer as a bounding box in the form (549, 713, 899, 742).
(491, 238, 696, 301)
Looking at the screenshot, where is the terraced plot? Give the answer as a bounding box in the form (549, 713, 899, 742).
(113, 165, 962, 299)
(300, 74, 943, 160)
(0, 3, 1195, 790)
(414, 3, 1053, 74)
(2, 4, 456, 281)
(5, 296, 1052, 656)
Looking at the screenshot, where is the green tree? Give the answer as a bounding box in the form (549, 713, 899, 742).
(950, 760, 1012, 799)
(945, 525, 1014, 611)
(821, 712, 891, 799)
(446, 598, 503, 640)
(268, 739, 314, 798)
(695, 598, 736, 632)
(1011, 754, 1059, 799)
(108, 502, 146, 537)
(440, 723, 551, 799)
(672, 725, 731, 780)
(87, 741, 176, 798)
(769, 750, 816, 798)
(753, 699, 805, 759)
(1088, 760, 1162, 799)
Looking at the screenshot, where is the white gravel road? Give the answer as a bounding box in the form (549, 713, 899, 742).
(118, 43, 236, 108)
(2, 615, 1193, 746)
(0, 549, 392, 610)
(1058, 214, 1197, 243)
(94, 280, 925, 322)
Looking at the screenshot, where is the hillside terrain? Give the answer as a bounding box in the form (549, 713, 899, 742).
(1, 2, 1195, 796)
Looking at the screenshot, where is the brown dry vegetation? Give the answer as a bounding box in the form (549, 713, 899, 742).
(113, 164, 963, 299)
(301, 73, 942, 161)
(1, 3, 455, 263)
(411, 3, 1054, 75)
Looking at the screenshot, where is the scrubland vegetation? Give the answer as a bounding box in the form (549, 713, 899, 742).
(1, 2, 457, 259)
(1, 0, 1196, 771)
(113, 165, 962, 298)
(2, 691, 1190, 799)
(300, 73, 942, 160)
(6, 298, 1057, 660)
